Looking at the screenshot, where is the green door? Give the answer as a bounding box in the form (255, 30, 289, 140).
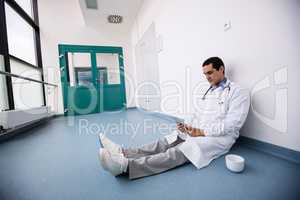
(59, 44, 126, 116)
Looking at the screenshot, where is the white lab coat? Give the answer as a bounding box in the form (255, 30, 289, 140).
(165, 79, 250, 169)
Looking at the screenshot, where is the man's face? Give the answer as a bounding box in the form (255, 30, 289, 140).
(202, 63, 224, 86)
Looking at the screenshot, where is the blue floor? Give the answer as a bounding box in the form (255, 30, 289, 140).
(0, 109, 299, 200)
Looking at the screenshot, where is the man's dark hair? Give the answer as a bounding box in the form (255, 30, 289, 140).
(202, 57, 225, 72)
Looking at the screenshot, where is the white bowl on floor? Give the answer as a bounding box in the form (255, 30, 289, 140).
(225, 154, 245, 173)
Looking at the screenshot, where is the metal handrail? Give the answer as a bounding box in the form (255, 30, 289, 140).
(0, 70, 57, 87)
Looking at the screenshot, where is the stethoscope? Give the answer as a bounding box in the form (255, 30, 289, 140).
(201, 82, 231, 105)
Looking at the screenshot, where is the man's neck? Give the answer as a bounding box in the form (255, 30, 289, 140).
(213, 77, 226, 87)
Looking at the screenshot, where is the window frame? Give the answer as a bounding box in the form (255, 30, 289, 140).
(0, 0, 45, 110)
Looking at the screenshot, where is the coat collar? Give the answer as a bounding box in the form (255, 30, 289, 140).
(211, 77, 228, 91)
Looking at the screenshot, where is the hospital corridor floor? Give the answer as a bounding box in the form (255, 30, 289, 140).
(0, 109, 299, 200)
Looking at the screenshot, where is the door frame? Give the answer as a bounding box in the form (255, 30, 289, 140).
(58, 44, 127, 116)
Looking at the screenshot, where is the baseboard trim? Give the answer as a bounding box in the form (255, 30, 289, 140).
(236, 136, 300, 165)
(0, 115, 55, 143)
(126, 106, 137, 110)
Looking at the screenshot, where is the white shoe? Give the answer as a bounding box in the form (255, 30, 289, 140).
(99, 133, 123, 155)
(98, 148, 128, 176)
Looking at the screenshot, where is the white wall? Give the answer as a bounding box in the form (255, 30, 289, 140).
(38, 0, 137, 113)
(135, 23, 161, 111)
(131, 0, 300, 151)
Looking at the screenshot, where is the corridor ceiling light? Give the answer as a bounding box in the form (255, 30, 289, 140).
(107, 15, 123, 24)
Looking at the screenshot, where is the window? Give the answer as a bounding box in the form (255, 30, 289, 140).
(5, 3, 37, 65)
(0, 55, 9, 111)
(10, 58, 44, 109)
(15, 0, 33, 18)
(0, 0, 48, 111)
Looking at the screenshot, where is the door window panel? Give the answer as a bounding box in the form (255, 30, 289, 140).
(67, 52, 92, 87)
(96, 53, 120, 85)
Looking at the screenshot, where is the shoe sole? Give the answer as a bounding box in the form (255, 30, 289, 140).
(98, 148, 108, 171)
(99, 148, 121, 176)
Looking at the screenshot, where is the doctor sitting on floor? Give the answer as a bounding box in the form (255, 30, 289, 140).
(98, 57, 250, 179)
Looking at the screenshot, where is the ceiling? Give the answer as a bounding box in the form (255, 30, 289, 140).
(78, 0, 143, 30)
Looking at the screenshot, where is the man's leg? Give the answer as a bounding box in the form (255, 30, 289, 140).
(123, 136, 185, 159)
(127, 144, 189, 179)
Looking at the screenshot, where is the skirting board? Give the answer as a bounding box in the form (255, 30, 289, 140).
(0, 115, 54, 143)
(236, 136, 300, 165)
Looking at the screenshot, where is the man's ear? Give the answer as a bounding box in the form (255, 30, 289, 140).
(220, 66, 224, 73)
